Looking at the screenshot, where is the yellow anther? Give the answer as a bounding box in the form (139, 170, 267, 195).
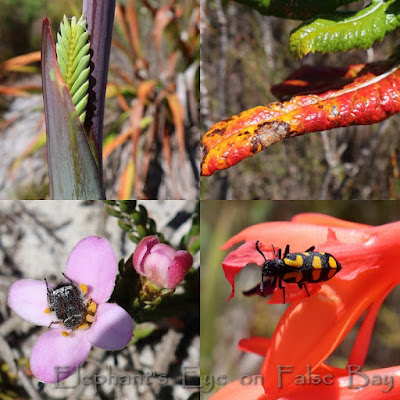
(78, 323, 90, 330)
(86, 314, 94, 323)
(80, 283, 88, 293)
(61, 331, 69, 337)
(44, 308, 51, 314)
(88, 301, 97, 313)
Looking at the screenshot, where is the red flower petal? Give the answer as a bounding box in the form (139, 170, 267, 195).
(238, 337, 271, 356)
(291, 212, 371, 229)
(222, 221, 371, 254)
(222, 241, 273, 300)
(261, 271, 391, 396)
(347, 283, 396, 367)
(209, 379, 266, 400)
(263, 366, 400, 400)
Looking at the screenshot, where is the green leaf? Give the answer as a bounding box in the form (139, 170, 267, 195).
(56, 15, 90, 123)
(290, 0, 400, 58)
(234, 0, 359, 20)
(130, 326, 156, 344)
(41, 18, 104, 199)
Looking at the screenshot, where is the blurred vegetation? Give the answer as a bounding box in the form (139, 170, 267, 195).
(201, 0, 400, 199)
(0, 0, 81, 60)
(201, 201, 400, 398)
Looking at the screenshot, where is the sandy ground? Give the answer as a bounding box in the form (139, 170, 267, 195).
(0, 200, 199, 400)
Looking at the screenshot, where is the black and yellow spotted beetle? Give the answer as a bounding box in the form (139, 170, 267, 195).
(255, 241, 342, 303)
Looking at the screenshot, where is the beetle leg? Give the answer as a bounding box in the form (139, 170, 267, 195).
(278, 277, 285, 304)
(298, 283, 310, 297)
(48, 320, 62, 328)
(260, 269, 263, 296)
(260, 269, 265, 296)
(283, 244, 290, 257)
(260, 275, 264, 296)
(305, 246, 315, 252)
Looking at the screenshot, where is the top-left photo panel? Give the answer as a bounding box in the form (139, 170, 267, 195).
(0, 0, 200, 200)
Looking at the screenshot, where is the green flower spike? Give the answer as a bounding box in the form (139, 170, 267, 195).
(56, 15, 90, 123)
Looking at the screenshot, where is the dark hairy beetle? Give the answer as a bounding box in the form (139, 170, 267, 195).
(45, 273, 88, 330)
(255, 241, 342, 304)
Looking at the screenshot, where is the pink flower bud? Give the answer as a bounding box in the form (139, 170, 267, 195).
(133, 236, 193, 289)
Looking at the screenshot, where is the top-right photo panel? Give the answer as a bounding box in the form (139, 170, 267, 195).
(200, 0, 400, 200)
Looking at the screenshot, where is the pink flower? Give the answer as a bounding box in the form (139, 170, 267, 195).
(8, 236, 133, 383)
(133, 236, 193, 289)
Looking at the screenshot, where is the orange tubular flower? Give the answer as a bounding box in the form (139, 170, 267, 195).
(211, 213, 400, 399)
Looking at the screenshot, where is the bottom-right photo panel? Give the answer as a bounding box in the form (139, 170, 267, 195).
(201, 201, 400, 399)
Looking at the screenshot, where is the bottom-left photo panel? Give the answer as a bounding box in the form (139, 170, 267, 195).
(0, 200, 199, 400)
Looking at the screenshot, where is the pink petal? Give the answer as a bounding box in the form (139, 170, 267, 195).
(166, 250, 193, 289)
(65, 236, 117, 304)
(86, 303, 133, 351)
(30, 329, 91, 383)
(144, 252, 174, 287)
(133, 236, 159, 274)
(151, 243, 176, 259)
(8, 279, 55, 327)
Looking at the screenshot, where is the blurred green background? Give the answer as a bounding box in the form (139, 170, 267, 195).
(0, 0, 81, 61)
(201, 201, 400, 398)
(201, 1, 400, 199)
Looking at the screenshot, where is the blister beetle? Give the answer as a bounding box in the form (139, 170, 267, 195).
(255, 241, 341, 303)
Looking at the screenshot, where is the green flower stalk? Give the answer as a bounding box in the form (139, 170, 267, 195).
(56, 15, 90, 123)
(41, 13, 105, 199)
(41, 2, 114, 199)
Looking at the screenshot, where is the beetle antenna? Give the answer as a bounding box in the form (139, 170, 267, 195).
(255, 240, 268, 263)
(44, 278, 51, 295)
(62, 272, 74, 283)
